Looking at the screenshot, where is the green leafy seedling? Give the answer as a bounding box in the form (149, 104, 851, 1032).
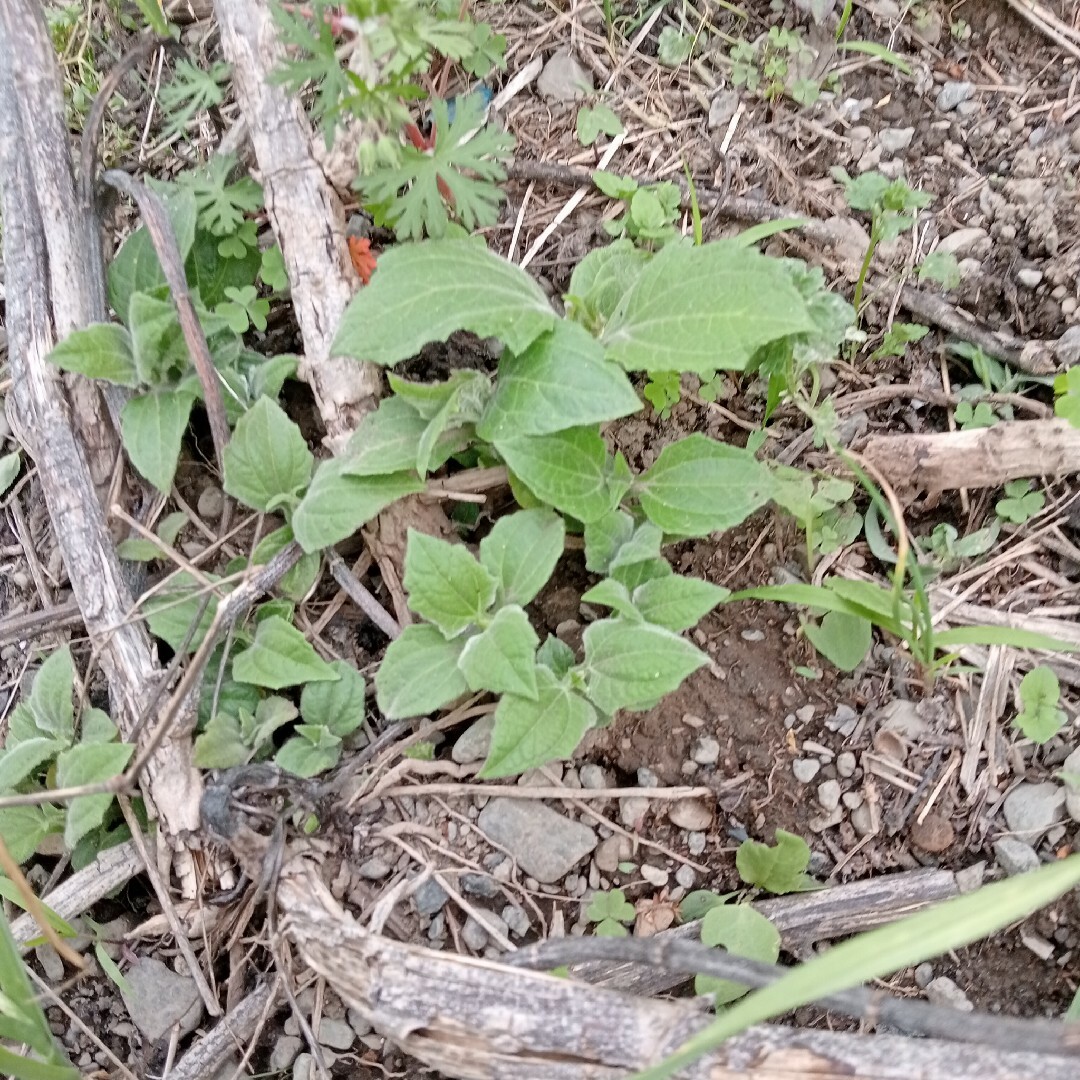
(736, 829, 818, 894)
(576, 104, 623, 146)
(696, 904, 781, 1004)
(995, 479, 1044, 525)
(955, 400, 998, 430)
(802, 610, 872, 672)
(1014, 666, 1066, 744)
(585, 888, 636, 937)
(1054, 365, 1080, 428)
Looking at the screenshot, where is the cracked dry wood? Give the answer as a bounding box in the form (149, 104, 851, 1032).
(274, 858, 1078, 1080)
(0, 0, 201, 836)
(214, 0, 381, 451)
(863, 418, 1080, 498)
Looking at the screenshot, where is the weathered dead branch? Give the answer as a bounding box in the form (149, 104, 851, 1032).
(213, 0, 382, 451)
(862, 419, 1080, 498)
(0, 1, 201, 836)
(273, 855, 1079, 1080)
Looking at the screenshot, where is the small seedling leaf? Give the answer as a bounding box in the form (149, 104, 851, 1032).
(375, 624, 469, 719)
(477, 321, 641, 440)
(300, 660, 366, 737)
(459, 605, 540, 700)
(47, 323, 139, 387)
(802, 610, 872, 672)
(232, 616, 339, 689)
(332, 239, 555, 363)
(479, 509, 566, 607)
(632, 576, 730, 632)
(224, 397, 314, 513)
(583, 619, 707, 715)
(120, 389, 195, 494)
(404, 530, 499, 637)
(735, 830, 817, 894)
(1014, 665, 1066, 744)
(480, 668, 596, 777)
(696, 904, 781, 1003)
(637, 434, 774, 537)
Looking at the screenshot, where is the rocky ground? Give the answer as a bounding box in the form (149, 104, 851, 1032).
(3, 1, 1080, 1077)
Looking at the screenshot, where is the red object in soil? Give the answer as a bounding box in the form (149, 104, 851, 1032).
(347, 235, 377, 286)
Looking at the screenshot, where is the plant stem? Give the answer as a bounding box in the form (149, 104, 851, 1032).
(853, 229, 878, 318)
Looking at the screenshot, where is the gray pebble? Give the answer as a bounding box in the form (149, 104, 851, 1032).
(637, 767, 660, 788)
(925, 975, 973, 1011)
(825, 704, 858, 736)
(836, 751, 857, 778)
(792, 758, 821, 784)
(478, 798, 596, 883)
(462, 911, 509, 952)
(579, 764, 609, 789)
(708, 89, 740, 131)
(993, 837, 1040, 876)
(936, 81, 974, 112)
(1053, 326, 1080, 368)
(1003, 782, 1065, 836)
(687, 832, 707, 856)
(357, 856, 392, 880)
(914, 962, 934, 989)
(954, 861, 985, 893)
(878, 126, 914, 155)
(501, 904, 531, 937)
(537, 49, 593, 102)
(451, 716, 495, 764)
(595, 835, 629, 873)
(668, 797, 713, 832)
(318, 1017, 355, 1051)
(427, 912, 446, 941)
(817, 779, 841, 812)
(675, 864, 696, 890)
(640, 864, 668, 888)
(293, 1054, 313, 1080)
(196, 485, 224, 522)
(1016, 268, 1043, 288)
(347, 1009, 373, 1038)
(462, 873, 500, 898)
(620, 796, 651, 827)
(692, 736, 721, 765)
(413, 877, 449, 916)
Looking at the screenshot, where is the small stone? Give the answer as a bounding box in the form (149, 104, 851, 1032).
(620, 797, 650, 828)
(910, 813, 955, 854)
(842, 791, 864, 810)
(478, 799, 596, 884)
(808, 807, 844, 832)
(1054, 326, 1080, 367)
(692, 736, 721, 765)
(427, 912, 446, 941)
(121, 957, 203, 1044)
(936, 81, 974, 112)
(914, 962, 935, 989)
(925, 976, 973, 1011)
(196, 485, 224, 522)
(347, 1009, 373, 1038)
(318, 1018, 355, 1051)
(579, 764, 609, 789)
(462, 873, 499, 898)
(637, 767, 660, 788)
(1002, 782, 1065, 837)
(33, 944, 64, 983)
(1071, 126, 1080, 154)
(851, 802, 878, 837)
(687, 832, 707, 856)
(708, 89, 740, 131)
(994, 837, 1041, 876)
(594, 835, 627, 873)
(451, 715, 495, 764)
(668, 798, 713, 832)
(792, 758, 821, 784)
(935, 227, 989, 258)
(675, 864, 695, 890)
(836, 751, 857, 778)
(955, 861, 986, 893)
(537, 49, 593, 102)
(462, 911, 509, 952)
(795, 704, 816, 722)
(824, 704, 858, 736)
(878, 126, 914, 154)
(413, 878, 449, 916)
(641, 864, 668, 888)
(293, 1054, 313, 1080)
(357, 856, 392, 880)
(1016, 268, 1043, 288)
(501, 904, 531, 937)
(817, 780, 841, 812)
